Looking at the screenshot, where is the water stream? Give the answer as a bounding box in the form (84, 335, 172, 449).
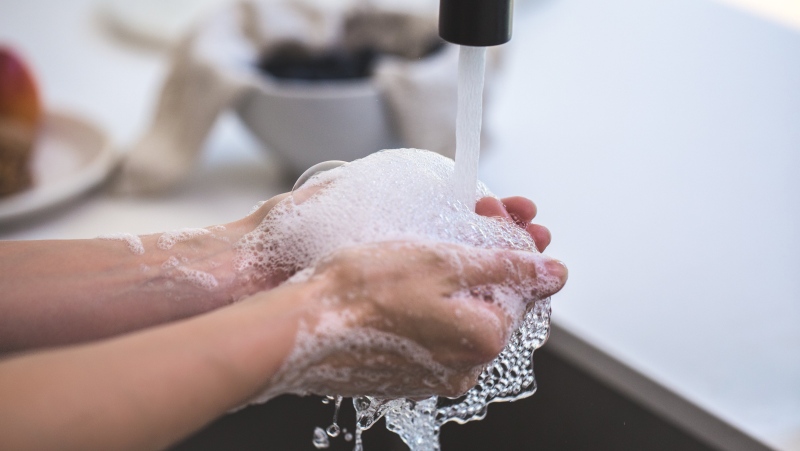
(452, 46, 487, 210)
(309, 45, 552, 451)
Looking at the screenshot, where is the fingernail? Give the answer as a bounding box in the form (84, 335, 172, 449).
(545, 259, 568, 282)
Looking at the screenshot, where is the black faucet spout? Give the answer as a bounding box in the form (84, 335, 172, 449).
(439, 0, 513, 47)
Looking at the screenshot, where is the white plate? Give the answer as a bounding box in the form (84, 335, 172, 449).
(0, 111, 117, 223)
(99, 0, 231, 47)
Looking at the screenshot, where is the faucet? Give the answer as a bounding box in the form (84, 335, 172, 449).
(438, 0, 513, 209)
(439, 0, 513, 46)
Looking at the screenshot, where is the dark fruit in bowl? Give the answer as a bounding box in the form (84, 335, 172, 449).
(0, 46, 42, 197)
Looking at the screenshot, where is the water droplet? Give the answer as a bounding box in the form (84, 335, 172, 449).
(312, 427, 329, 449)
(326, 424, 340, 438)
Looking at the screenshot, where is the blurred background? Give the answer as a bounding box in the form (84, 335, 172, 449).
(0, 0, 798, 449)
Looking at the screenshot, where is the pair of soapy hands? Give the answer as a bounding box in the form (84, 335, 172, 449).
(0, 192, 566, 451)
(240, 192, 567, 399)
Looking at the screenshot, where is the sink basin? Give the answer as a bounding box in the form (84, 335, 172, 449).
(170, 335, 730, 450)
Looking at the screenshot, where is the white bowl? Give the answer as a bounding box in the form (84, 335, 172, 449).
(236, 75, 399, 175)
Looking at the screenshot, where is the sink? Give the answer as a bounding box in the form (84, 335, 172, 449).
(171, 330, 733, 451)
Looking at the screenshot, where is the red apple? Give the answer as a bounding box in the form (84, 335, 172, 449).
(0, 46, 42, 196)
(0, 46, 41, 127)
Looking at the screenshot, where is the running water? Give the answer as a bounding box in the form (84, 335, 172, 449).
(238, 32, 548, 451)
(345, 48, 552, 449)
(452, 46, 487, 210)
(286, 46, 551, 451)
(243, 149, 555, 451)
(349, 299, 550, 451)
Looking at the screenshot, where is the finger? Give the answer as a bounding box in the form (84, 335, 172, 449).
(501, 196, 537, 225)
(475, 197, 511, 220)
(527, 224, 552, 252)
(247, 192, 291, 221)
(291, 183, 324, 205)
(459, 247, 568, 298)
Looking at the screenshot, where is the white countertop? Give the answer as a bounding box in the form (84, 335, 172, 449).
(482, 0, 800, 448)
(1, 0, 798, 449)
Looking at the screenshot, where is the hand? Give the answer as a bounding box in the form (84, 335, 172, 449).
(239, 193, 553, 291)
(254, 190, 568, 399)
(0, 193, 567, 451)
(476, 196, 552, 252)
(260, 240, 567, 400)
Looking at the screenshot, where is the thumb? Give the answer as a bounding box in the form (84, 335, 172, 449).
(460, 248, 568, 300)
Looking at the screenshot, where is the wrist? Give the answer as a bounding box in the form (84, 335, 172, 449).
(132, 193, 293, 307)
(213, 276, 328, 403)
(134, 222, 263, 308)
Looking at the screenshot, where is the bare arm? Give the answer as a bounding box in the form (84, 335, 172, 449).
(0, 280, 314, 451)
(0, 241, 566, 451)
(0, 194, 548, 354)
(0, 194, 289, 353)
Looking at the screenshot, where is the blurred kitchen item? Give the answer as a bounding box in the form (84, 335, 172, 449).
(114, 0, 502, 195)
(99, 0, 233, 48)
(0, 46, 42, 197)
(237, 74, 398, 174)
(0, 111, 116, 223)
(100, 0, 439, 48)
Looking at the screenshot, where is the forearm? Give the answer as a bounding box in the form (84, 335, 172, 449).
(0, 280, 315, 451)
(0, 212, 277, 352)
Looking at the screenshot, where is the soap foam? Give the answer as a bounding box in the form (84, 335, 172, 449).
(236, 149, 556, 450)
(156, 228, 211, 250)
(162, 256, 180, 269)
(98, 233, 145, 255)
(175, 266, 219, 291)
(235, 149, 538, 278)
(253, 311, 455, 404)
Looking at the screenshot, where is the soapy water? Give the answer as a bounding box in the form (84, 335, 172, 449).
(337, 297, 549, 451)
(313, 427, 330, 449)
(236, 149, 543, 281)
(235, 149, 556, 450)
